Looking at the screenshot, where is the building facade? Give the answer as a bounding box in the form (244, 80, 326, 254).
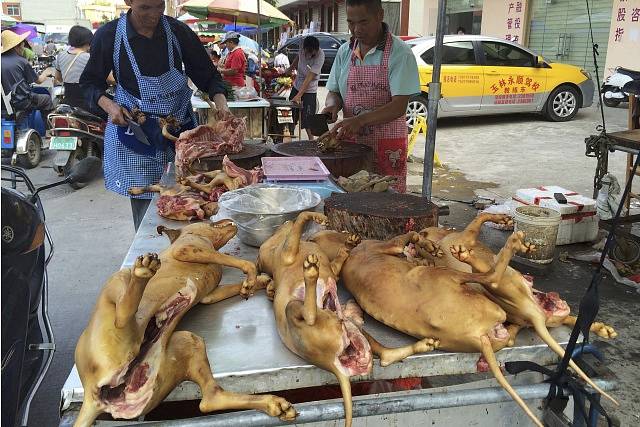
(77, 0, 129, 29)
(408, 0, 614, 78)
(2, 1, 22, 20)
(278, 0, 401, 35)
(20, 0, 85, 26)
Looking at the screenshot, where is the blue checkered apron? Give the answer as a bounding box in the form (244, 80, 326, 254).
(104, 13, 197, 199)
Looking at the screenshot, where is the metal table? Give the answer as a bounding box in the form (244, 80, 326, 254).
(191, 95, 270, 141)
(59, 171, 612, 426)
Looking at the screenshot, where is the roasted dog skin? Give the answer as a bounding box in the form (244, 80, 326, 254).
(74, 220, 295, 426)
(257, 212, 372, 427)
(321, 230, 545, 427)
(418, 213, 617, 405)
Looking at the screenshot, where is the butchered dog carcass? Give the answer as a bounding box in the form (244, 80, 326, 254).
(313, 229, 547, 427)
(257, 212, 379, 427)
(162, 110, 247, 178)
(416, 213, 618, 405)
(128, 156, 263, 221)
(73, 221, 296, 426)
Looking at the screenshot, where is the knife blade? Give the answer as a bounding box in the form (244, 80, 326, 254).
(126, 119, 151, 146)
(307, 113, 331, 137)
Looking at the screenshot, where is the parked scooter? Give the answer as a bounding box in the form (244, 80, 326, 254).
(1, 86, 51, 169)
(1, 156, 101, 427)
(601, 66, 640, 107)
(47, 104, 105, 189)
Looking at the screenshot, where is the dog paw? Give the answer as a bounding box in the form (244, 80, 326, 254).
(303, 254, 320, 277)
(266, 281, 276, 301)
(311, 213, 329, 227)
(346, 234, 361, 248)
(450, 245, 472, 262)
(417, 237, 443, 258)
(265, 396, 297, 421)
(413, 337, 440, 353)
(133, 253, 160, 278)
(592, 322, 617, 339)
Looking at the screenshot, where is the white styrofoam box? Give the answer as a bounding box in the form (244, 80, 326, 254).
(512, 186, 598, 245)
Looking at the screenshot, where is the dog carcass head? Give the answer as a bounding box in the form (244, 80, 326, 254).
(178, 219, 237, 249)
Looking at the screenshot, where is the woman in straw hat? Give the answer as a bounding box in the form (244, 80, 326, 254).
(1, 29, 55, 116)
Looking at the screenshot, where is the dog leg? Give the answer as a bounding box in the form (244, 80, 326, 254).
(330, 236, 358, 276)
(460, 213, 513, 247)
(363, 330, 439, 367)
(73, 397, 102, 427)
(303, 254, 320, 326)
(506, 323, 524, 347)
(281, 212, 328, 265)
(114, 253, 160, 329)
(201, 274, 272, 304)
(172, 246, 258, 298)
(162, 331, 296, 421)
(128, 184, 163, 196)
(561, 315, 617, 339)
(374, 232, 420, 256)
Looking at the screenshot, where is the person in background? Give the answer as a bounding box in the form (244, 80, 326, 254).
(80, 0, 228, 231)
(209, 49, 221, 66)
(456, 26, 466, 35)
(274, 49, 290, 74)
(1, 30, 55, 117)
(286, 35, 324, 140)
(44, 39, 57, 56)
(54, 26, 93, 110)
(217, 31, 246, 88)
(322, 0, 420, 192)
(22, 40, 36, 62)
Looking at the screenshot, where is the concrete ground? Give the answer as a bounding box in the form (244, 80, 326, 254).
(8, 95, 639, 426)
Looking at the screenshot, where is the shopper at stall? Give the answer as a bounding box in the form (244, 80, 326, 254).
(54, 26, 94, 110)
(1, 30, 55, 118)
(286, 35, 324, 141)
(80, 0, 229, 231)
(217, 31, 246, 88)
(209, 49, 221, 66)
(274, 50, 290, 73)
(322, 0, 419, 192)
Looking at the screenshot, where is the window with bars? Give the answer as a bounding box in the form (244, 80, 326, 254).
(6, 4, 21, 16)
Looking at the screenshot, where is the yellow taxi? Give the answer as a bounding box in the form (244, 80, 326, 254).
(406, 35, 595, 131)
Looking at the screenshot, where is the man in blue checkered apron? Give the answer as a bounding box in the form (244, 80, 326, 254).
(80, 0, 228, 230)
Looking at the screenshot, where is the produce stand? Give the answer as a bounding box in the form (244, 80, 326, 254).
(191, 95, 270, 141)
(58, 166, 616, 426)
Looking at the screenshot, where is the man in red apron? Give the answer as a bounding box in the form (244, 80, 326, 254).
(322, 0, 420, 193)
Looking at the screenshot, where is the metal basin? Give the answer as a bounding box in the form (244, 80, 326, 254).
(218, 184, 321, 247)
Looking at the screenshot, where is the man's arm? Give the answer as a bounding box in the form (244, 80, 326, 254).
(284, 55, 299, 75)
(291, 69, 316, 103)
(333, 95, 409, 138)
(80, 25, 114, 115)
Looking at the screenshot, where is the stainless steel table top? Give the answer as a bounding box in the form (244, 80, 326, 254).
(60, 170, 571, 410)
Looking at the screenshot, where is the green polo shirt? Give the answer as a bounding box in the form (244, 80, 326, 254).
(326, 27, 420, 99)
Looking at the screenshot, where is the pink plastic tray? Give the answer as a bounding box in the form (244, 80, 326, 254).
(262, 156, 330, 181)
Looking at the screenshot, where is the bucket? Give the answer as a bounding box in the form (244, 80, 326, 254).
(513, 206, 561, 264)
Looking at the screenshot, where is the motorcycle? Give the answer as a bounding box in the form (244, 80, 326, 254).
(47, 104, 105, 189)
(1, 156, 101, 427)
(601, 66, 640, 107)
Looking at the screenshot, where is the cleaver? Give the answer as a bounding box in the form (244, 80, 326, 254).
(126, 118, 151, 146)
(307, 113, 331, 137)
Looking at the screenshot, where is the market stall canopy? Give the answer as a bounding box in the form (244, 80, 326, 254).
(180, 0, 293, 28)
(7, 23, 39, 41)
(1, 13, 18, 29)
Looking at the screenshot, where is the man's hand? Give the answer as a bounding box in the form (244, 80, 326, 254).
(291, 93, 303, 104)
(332, 115, 365, 140)
(212, 93, 229, 112)
(320, 105, 340, 123)
(99, 96, 131, 126)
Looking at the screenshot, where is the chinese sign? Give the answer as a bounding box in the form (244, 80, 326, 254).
(604, 0, 640, 77)
(443, 74, 481, 84)
(489, 74, 541, 104)
(481, 0, 529, 45)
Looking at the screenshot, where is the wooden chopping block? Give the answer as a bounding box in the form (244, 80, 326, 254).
(324, 192, 439, 240)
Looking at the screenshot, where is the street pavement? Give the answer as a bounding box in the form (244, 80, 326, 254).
(8, 95, 639, 426)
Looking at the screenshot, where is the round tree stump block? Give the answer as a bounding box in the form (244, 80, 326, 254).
(187, 143, 267, 174)
(324, 193, 439, 240)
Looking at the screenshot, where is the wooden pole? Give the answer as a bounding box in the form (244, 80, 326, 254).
(400, 0, 410, 36)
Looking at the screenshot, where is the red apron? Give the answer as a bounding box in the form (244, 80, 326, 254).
(344, 33, 408, 193)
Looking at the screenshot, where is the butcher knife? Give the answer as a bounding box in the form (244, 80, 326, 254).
(126, 118, 151, 146)
(307, 113, 331, 137)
